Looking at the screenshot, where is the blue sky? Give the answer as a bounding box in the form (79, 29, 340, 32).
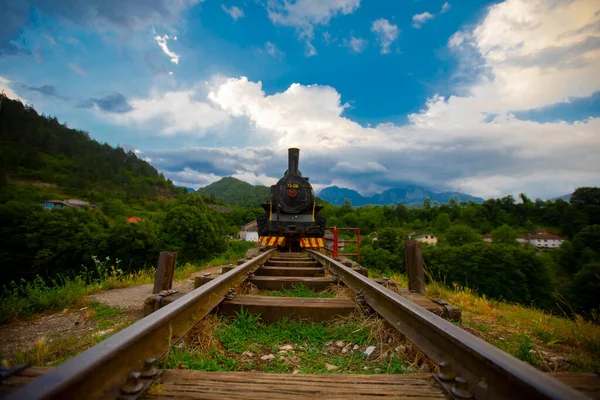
(1, 0, 599, 199)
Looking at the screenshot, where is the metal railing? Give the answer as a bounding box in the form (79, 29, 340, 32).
(323, 226, 360, 262)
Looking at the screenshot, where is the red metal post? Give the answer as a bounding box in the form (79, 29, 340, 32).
(356, 228, 361, 263)
(333, 227, 339, 259)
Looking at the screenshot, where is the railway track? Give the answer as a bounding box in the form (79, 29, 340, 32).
(2, 250, 597, 399)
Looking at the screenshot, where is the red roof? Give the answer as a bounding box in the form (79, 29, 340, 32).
(531, 233, 563, 240)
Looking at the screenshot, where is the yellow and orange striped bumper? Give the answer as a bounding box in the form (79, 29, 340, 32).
(299, 238, 325, 248)
(259, 236, 286, 246)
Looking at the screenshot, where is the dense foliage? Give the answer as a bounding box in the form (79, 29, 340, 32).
(0, 100, 260, 287)
(0, 186, 245, 286)
(0, 97, 178, 198)
(324, 189, 600, 318)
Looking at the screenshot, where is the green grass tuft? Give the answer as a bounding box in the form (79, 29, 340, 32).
(264, 284, 335, 298)
(160, 311, 414, 374)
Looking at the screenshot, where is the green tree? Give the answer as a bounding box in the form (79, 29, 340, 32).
(107, 221, 161, 271)
(573, 225, 600, 254)
(160, 202, 227, 262)
(444, 225, 482, 246)
(434, 213, 451, 233)
(569, 263, 600, 316)
(491, 224, 518, 245)
(341, 198, 353, 214)
(360, 245, 401, 272)
(422, 197, 431, 209)
(422, 243, 555, 309)
(101, 199, 128, 219)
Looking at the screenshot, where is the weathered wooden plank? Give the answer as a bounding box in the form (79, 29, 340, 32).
(270, 256, 314, 261)
(254, 266, 325, 277)
(145, 371, 446, 399)
(550, 372, 600, 399)
(250, 276, 337, 291)
(265, 260, 321, 268)
(219, 295, 355, 323)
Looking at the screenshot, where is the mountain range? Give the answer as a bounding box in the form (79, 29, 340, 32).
(195, 177, 484, 207)
(318, 185, 484, 206)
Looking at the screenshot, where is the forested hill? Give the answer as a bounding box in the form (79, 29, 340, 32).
(196, 177, 270, 207)
(0, 97, 177, 198)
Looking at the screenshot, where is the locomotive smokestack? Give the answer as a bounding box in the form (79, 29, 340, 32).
(288, 148, 300, 175)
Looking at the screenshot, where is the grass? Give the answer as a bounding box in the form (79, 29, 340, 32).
(89, 302, 127, 330)
(6, 303, 132, 367)
(263, 284, 336, 298)
(410, 277, 600, 372)
(0, 241, 256, 324)
(159, 309, 430, 374)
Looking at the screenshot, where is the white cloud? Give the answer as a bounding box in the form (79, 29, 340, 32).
(412, 12, 434, 29)
(221, 5, 245, 21)
(371, 18, 399, 54)
(112, 89, 229, 135)
(412, 3, 451, 29)
(207, 77, 359, 148)
(154, 34, 179, 64)
(167, 168, 221, 189)
(43, 34, 57, 46)
(232, 171, 279, 187)
(346, 36, 367, 53)
(68, 62, 86, 75)
(444, 0, 600, 115)
(305, 41, 317, 57)
(102, 0, 600, 199)
(264, 41, 284, 58)
(265, 0, 360, 55)
(331, 161, 387, 173)
(0, 76, 26, 102)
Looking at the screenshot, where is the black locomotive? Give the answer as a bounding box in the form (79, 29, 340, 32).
(257, 148, 326, 245)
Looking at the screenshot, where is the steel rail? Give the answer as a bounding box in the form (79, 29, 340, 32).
(6, 249, 275, 400)
(307, 250, 588, 400)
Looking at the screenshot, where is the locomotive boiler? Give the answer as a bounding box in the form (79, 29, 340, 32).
(257, 148, 326, 248)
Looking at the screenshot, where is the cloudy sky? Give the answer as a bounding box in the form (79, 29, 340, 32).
(1, 0, 599, 199)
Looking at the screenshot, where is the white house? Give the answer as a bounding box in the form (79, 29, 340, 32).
(415, 234, 438, 246)
(241, 221, 259, 242)
(481, 232, 564, 248)
(528, 233, 564, 248)
(245, 231, 259, 242)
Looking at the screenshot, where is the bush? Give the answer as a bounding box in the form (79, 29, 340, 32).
(106, 221, 161, 272)
(360, 245, 403, 272)
(160, 201, 228, 262)
(422, 243, 555, 309)
(569, 263, 600, 317)
(444, 225, 482, 246)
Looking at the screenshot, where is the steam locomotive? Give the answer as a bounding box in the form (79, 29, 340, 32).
(257, 148, 326, 248)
